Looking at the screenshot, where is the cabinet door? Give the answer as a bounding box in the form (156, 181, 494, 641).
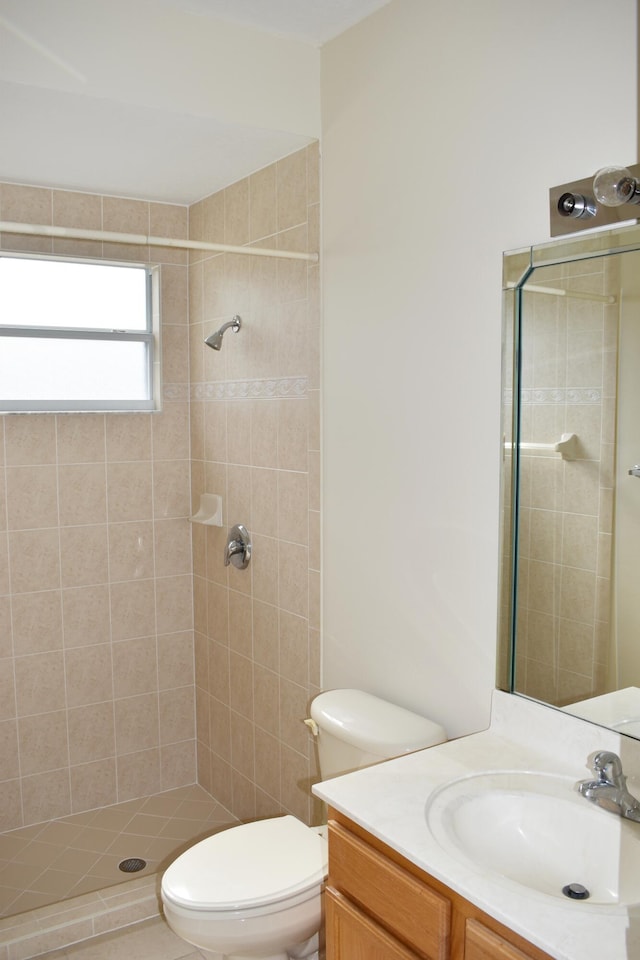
(465, 919, 539, 960)
(329, 821, 450, 959)
(326, 887, 424, 960)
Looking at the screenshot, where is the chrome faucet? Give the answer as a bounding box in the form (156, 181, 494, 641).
(578, 751, 640, 822)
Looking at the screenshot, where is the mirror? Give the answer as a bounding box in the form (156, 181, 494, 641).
(499, 222, 640, 737)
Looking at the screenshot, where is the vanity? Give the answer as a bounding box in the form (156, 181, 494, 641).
(314, 691, 640, 960)
(326, 811, 552, 960)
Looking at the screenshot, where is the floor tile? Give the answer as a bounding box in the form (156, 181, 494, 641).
(0, 785, 235, 919)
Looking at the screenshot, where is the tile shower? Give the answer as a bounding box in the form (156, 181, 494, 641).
(511, 255, 617, 706)
(0, 142, 320, 930)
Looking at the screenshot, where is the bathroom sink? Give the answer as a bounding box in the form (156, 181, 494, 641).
(425, 771, 640, 905)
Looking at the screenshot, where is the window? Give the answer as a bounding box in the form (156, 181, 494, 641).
(0, 254, 160, 412)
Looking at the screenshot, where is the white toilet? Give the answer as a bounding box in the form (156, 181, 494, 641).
(161, 689, 446, 960)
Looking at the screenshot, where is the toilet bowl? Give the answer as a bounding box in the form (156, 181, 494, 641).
(161, 689, 446, 960)
(162, 816, 327, 960)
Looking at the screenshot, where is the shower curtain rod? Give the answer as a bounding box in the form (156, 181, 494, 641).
(0, 221, 319, 263)
(506, 281, 615, 304)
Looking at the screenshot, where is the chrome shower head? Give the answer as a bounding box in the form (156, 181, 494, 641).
(205, 315, 242, 351)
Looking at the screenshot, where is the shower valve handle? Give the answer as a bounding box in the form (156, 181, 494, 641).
(224, 524, 251, 569)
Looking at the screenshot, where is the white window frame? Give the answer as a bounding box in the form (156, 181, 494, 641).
(0, 252, 161, 413)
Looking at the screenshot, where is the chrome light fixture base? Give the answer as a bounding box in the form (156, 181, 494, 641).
(549, 162, 640, 236)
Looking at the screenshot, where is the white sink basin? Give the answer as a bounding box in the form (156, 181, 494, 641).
(425, 771, 640, 905)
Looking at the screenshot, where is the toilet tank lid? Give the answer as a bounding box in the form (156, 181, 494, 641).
(309, 689, 446, 756)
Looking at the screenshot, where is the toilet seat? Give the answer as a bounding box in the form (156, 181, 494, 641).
(161, 815, 327, 913)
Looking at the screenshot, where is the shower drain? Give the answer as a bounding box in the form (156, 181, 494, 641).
(118, 857, 147, 873)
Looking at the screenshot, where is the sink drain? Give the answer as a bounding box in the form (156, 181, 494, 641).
(562, 882, 590, 900)
(118, 857, 147, 873)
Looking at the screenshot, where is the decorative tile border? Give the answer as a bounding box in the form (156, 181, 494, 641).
(504, 387, 602, 405)
(192, 376, 307, 401)
(162, 382, 190, 401)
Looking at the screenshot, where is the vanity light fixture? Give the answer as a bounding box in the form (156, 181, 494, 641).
(549, 161, 640, 235)
(593, 165, 640, 207)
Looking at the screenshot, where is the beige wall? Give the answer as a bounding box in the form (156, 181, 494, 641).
(0, 183, 194, 831)
(188, 145, 322, 825)
(320, 0, 637, 738)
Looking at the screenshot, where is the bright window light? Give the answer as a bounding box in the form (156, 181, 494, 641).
(0, 254, 158, 412)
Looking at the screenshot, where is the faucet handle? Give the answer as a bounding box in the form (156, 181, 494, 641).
(593, 751, 625, 785)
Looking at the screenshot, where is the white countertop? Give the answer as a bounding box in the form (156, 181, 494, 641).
(313, 690, 640, 960)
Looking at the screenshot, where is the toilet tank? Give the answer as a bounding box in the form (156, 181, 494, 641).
(309, 688, 446, 780)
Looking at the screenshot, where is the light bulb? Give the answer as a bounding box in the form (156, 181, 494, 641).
(593, 165, 639, 207)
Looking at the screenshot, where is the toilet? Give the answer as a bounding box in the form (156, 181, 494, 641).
(161, 689, 446, 960)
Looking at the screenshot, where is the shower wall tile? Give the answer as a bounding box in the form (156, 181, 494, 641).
(112, 636, 158, 698)
(105, 414, 152, 462)
(57, 414, 107, 464)
(116, 748, 161, 802)
(65, 644, 114, 708)
(0, 182, 196, 828)
(159, 686, 195, 744)
(250, 164, 277, 242)
(18, 712, 69, 775)
(11, 590, 63, 655)
(4, 415, 57, 465)
(189, 145, 321, 826)
(517, 259, 615, 707)
(0, 668, 16, 722)
(115, 693, 160, 754)
(155, 517, 192, 576)
(110, 579, 156, 641)
(21, 769, 70, 825)
(277, 150, 307, 232)
(107, 462, 153, 522)
(62, 585, 111, 647)
(14, 651, 66, 716)
(0, 183, 52, 227)
(59, 524, 109, 587)
(0, 720, 19, 780)
(152, 401, 190, 460)
(8, 529, 60, 593)
(153, 460, 191, 518)
(57, 464, 108, 526)
(158, 632, 195, 689)
(70, 758, 118, 812)
(108, 521, 154, 582)
(224, 179, 250, 247)
(67, 702, 116, 764)
(6, 466, 58, 529)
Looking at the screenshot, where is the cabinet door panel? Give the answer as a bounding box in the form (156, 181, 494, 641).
(329, 821, 450, 960)
(326, 887, 423, 960)
(465, 919, 538, 960)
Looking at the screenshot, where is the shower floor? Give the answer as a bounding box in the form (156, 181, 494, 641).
(0, 784, 237, 919)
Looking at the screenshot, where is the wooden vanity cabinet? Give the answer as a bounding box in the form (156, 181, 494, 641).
(326, 810, 554, 960)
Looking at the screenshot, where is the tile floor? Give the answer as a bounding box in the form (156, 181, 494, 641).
(0, 785, 236, 919)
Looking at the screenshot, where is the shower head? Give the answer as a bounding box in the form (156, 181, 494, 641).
(205, 315, 242, 351)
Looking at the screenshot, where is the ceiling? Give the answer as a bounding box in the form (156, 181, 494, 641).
(0, 0, 391, 206)
(162, 0, 392, 45)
